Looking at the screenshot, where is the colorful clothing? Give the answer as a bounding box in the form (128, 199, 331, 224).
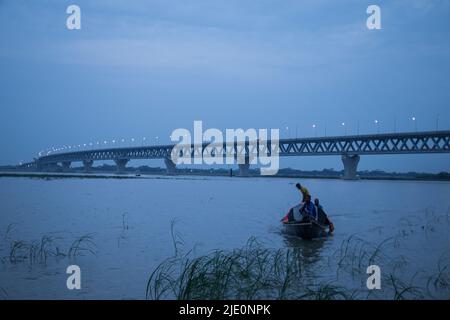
(299, 186, 310, 201)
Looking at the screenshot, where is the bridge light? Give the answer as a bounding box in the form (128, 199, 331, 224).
(374, 120, 380, 133)
(312, 124, 317, 137)
(411, 116, 417, 131)
(341, 122, 347, 135)
(112, 140, 116, 143)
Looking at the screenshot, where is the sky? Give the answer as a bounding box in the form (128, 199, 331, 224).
(0, 0, 449, 172)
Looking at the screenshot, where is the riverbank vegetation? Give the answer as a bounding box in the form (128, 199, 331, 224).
(146, 234, 450, 300)
(0, 224, 96, 266)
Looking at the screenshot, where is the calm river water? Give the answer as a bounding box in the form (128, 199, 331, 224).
(0, 176, 449, 299)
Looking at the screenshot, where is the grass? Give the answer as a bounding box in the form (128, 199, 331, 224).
(68, 234, 97, 258)
(0, 287, 7, 300)
(146, 230, 450, 300)
(3, 231, 96, 265)
(146, 237, 358, 300)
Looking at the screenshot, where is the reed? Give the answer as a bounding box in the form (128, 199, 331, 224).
(68, 234, 97, 258)
(4, 233, 96, 265)
(146, 237, 355, 300)
(0, 287, 7, 300)
(146, 233, 450, 300)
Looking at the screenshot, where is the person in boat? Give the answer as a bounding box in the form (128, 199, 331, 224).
(295, 182, 310, 202)
(300, 194, 317, 221)
(314, 198, 334, 233)
(281, 183, 313, 223)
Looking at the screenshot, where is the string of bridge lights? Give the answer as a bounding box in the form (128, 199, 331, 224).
(38, 136, 161, 157)
(283, 116, 423, 138)
(38, 116, 428, 157)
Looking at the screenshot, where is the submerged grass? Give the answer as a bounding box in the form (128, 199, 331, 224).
(146, 230, 450, 300)
(146, 237, 359, 300)
(2, 231, 97, 266)
(68, 234, 97, 258)
(0, 287, 7, 300)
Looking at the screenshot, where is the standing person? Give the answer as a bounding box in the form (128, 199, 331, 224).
(296, 182, 310, 202)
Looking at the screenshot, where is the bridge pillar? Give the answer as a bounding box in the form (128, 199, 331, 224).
(238, 163, 251, 177)
(341, 154, 360, 180)
(164, 158, 177, 175)
(114, 159, 129, 174)
(39, 163, 58, 172)
(36, 162, 45, 172)
(61, 161, 71, 172)
(83, 159, 94, 173)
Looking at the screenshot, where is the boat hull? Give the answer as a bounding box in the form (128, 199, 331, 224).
(284, 220, 328, 240)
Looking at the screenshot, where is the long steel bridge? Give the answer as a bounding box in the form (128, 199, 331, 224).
(33, 130, 450, 179)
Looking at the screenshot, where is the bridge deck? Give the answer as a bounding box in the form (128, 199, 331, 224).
(35, 130, 450, 165)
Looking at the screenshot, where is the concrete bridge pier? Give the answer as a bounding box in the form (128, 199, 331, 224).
(164, 157, 177, 175)
(61, 161, 71, 172)
(39, 162, 58, 172)
(83, 159, 94, 173)
(341, 154, 360, 180)
(37, 162, 51, 172)
(238, 163, 251, 177)
(114, 159, 129, 174)
(236, 153, 254, 177)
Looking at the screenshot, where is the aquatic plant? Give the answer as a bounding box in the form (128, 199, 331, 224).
(146, 237, 356, 300)
(9, 240, 28, 263)
(68, 234, 97, 258)
(0, 287, 7, 300)
(4, 232, 96, 265)
(146, 233, 450, 300)
(170, 219, 185, 257)
(122, 213, 129, 230)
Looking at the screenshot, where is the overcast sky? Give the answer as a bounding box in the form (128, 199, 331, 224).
(0, 0, 449, 172)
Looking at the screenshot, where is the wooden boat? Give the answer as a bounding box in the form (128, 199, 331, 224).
(283, 219, 329, 240)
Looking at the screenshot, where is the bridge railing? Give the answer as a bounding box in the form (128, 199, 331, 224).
(36, 130, 450, 164)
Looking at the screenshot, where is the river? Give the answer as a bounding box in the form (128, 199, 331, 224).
(0, 176, 449, 299)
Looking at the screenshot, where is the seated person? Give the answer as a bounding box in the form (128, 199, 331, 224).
(300, 195, 317, 221)
(314, 198, 334, 233)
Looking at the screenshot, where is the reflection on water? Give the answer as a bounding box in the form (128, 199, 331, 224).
(0, 176, 449, 299)
(282, 233, 326, 266)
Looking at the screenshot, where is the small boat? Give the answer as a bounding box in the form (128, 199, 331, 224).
(283, 220, 329, 240)
(281, 203, 331, 240)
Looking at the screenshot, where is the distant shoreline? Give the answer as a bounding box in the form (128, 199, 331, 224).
(1, 171, 449, 182)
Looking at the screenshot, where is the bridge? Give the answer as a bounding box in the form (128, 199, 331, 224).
(33, 130, 450, 179)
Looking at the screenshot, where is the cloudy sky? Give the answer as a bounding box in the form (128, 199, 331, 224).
(0, 0, 449, 172)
